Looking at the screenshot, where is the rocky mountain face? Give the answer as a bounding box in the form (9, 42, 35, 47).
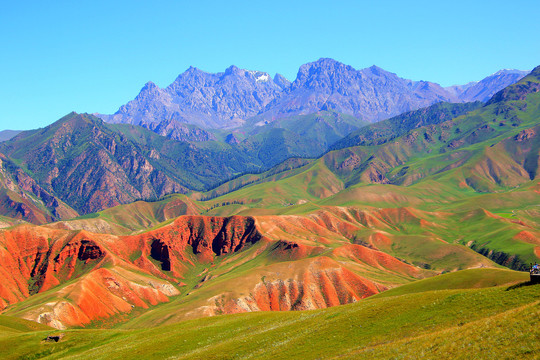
(259, 59, 454, 122)
(101, 66, 284, 129)
(0, 113, 188, 216)
(446, 69, 530, 102)
(0, 113, 261, 219)
(0, 153, 78, 224)
(99, 59, 529, 129)
(140, 118, 216, 142)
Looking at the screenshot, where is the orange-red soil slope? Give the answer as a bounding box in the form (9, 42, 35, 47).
(0, 210, 496, 329)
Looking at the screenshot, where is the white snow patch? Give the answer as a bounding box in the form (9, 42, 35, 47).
(246, 70, 270, 82)
(256, 73, 270, 82)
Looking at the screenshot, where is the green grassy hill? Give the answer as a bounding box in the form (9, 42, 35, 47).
(0, 269, 536, 359)
(331, 101, 483, 150)
(370, 268, 528, 298)
(180, 66, 540, 268)
(0, 315, 51, 334)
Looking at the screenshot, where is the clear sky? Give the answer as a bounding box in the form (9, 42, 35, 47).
(1, 0, 539, 130)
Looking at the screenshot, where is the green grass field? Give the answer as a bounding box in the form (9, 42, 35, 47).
(0, 269, 537, 359)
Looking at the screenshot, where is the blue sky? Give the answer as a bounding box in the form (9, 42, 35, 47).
(1, 0, 539, 130)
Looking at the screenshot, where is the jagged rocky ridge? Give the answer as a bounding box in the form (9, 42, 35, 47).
(0, 65, 534, 224)
(99, 58, 528, 129)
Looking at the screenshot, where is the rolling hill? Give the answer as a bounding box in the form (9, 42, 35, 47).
(0, 269, 536, 359)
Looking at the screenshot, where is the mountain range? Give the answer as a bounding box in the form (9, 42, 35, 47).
(0, 60, 538, 360)
(98, 58, 529, 129)
(0, 63, 533, 223)
(0, 59, 528, 224)
(0, 65, 538, 334)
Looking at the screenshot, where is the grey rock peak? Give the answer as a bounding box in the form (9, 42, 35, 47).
(102, 64, 283, 129)
(260, 58, 455, 122)
(99, 59, 530, 129)
(493, 69, 528, 76)
(291, 58, 358, 90)
(457, 69, 530, 102)
(136, 81, 163, 99)
(142, 81, 159, 90)
(224, 65, 241, 75)
(273, 73, 291, 90)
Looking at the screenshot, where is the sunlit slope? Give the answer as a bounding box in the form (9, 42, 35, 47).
(199, 72, 539, 212)
(330, 101, 483, 150)
(2, 204, 503, 330)
(0, 315, 51, 334)
(185, 67, 540, 267)
(370, 267, 528, 299)
(50, 194, 204, 235)
(0, 270, 537, 359)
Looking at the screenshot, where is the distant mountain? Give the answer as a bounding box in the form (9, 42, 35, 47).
(258, 59, 455, 123)
(0, 130, 22, 142)
(99, 59, 529, 130)
(446, 69, 529, 102)
(100, 66, 284, 129)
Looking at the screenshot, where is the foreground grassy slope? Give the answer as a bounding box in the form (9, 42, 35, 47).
(370, 267, 528, 299)
(0, 315, 51, 334)
(0, 269, 536, 359)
